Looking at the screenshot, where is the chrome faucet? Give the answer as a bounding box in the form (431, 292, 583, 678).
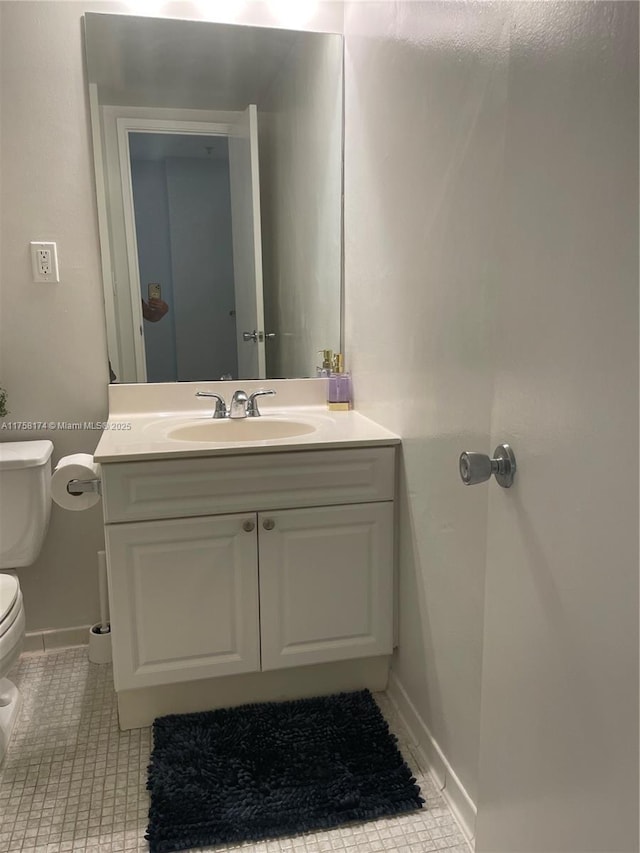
(196, 389, 276, 419)
(230, 389, 276, 418)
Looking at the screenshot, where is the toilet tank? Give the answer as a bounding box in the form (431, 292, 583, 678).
(0, 440, 53, 568)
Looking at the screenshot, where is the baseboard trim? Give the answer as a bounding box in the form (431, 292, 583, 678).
(387, 670, 477, 847)
(24, 625, 91, 653)
(117, 656, 390, 730)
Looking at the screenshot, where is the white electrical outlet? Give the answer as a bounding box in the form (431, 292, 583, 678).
(30, 241, 59, 283)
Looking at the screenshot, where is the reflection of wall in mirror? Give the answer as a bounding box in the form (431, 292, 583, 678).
(132, 152, 239, 382)
(260, 34, 343, 378)
(169, 157, 237, 382)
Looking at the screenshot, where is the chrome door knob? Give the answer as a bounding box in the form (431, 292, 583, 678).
(459, 452, 493, 485)
(459, 444, 516, 488)
(242, 330, 258, 342)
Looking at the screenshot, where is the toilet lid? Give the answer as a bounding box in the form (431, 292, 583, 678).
(0, 575, 19, 623)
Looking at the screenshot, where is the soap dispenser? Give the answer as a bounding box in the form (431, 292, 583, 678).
(328, 353, 352, 411)
(317, 349, 333, 378)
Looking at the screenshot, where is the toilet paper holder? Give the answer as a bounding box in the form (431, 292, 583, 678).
(66, 478, 102, 497)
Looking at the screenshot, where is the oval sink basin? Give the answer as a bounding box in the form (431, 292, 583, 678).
(168, 418, 317, 443)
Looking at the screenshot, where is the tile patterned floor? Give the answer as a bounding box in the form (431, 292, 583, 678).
(0, 648, 471, 853)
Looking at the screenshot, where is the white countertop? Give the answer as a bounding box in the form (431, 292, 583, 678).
(94, 379, 399, 463)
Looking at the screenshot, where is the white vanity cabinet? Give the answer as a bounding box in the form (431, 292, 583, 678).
(102, 446, 396, 693)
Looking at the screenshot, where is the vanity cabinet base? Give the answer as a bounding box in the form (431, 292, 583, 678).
(116, 654, 390, 730)
(102, 445, 398, 728)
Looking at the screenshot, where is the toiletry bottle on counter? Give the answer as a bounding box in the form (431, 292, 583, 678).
(317, 349, 333, 377)
(328, 353, 352, 411)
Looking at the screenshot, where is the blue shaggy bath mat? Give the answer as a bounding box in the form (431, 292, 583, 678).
(145, 689, 424, 853)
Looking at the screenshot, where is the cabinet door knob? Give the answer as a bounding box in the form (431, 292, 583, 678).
(242, 520, 255, 532)
(262, 518, 275, 531)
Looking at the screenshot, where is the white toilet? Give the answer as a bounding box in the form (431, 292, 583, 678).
(0, 440, 53, 763)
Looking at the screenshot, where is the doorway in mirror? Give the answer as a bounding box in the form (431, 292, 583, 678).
(123, 113, 265, 383)
(131, 132, 237, 382)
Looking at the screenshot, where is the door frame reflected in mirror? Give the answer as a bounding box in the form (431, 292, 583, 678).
(114, 114, 266, 383)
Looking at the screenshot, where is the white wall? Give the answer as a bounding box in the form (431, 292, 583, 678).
(344, 1, 509, 807)
(0, 0, 343, 633)
(1, 1, 110, 631)
(259, 33, 343, 377)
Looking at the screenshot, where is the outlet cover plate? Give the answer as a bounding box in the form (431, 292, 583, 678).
(30, 241, 59, 283)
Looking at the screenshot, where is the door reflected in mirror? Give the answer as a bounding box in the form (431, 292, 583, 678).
(84, 13, 343, 383)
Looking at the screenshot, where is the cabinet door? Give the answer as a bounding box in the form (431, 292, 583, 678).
(105, 514, 259, 689)
(258, 502, 394, 670)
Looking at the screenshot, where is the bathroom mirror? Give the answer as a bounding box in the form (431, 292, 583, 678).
(84, 13, 343, 384)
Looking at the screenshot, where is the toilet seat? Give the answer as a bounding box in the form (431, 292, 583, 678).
(0, 576, 21, 639)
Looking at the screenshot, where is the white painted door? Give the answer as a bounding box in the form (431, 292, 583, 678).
(475, 4, 638, 851)
(258, 503, 394, 670)
(105, 514, 260, 690)
(228, 104, 266, 379)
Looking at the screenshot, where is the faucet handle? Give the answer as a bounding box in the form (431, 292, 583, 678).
(195, 391, 227, 419)
(247, 389, 276, 417)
